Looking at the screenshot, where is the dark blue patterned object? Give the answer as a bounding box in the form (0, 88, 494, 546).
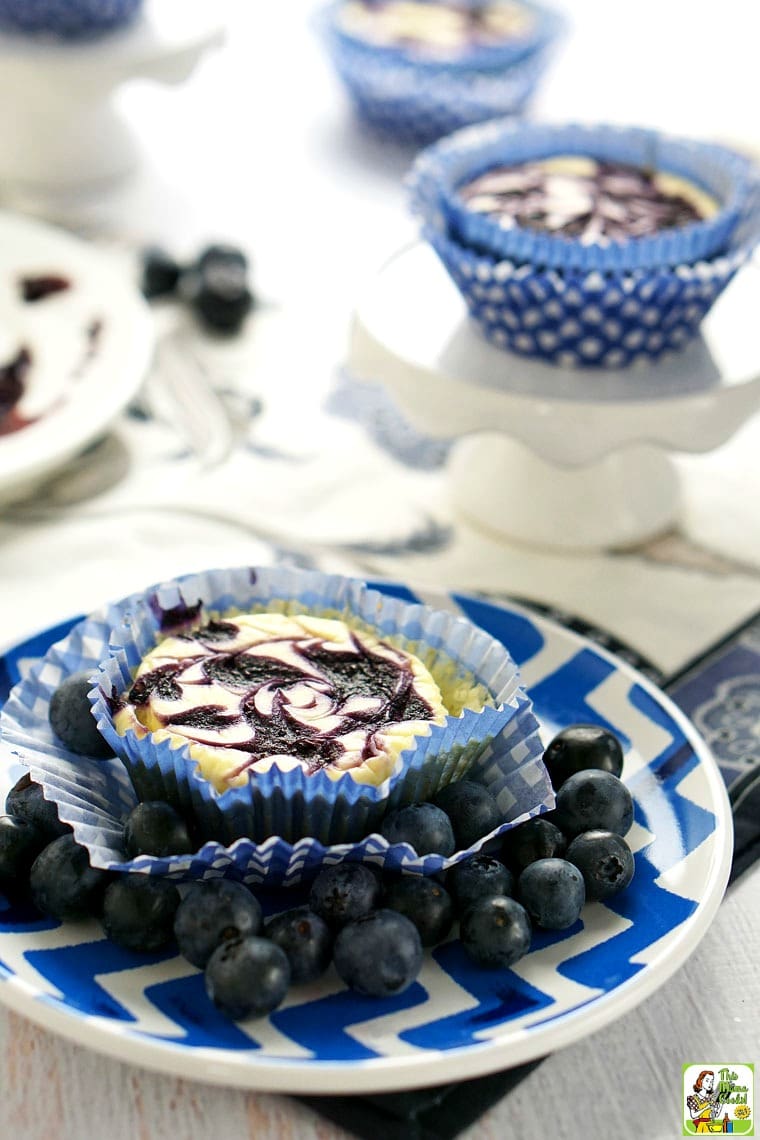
(0, 0, 142, 38)
(665, 610, 760, 790)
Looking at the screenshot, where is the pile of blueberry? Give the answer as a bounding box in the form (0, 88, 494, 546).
(0, 665, 637, 1024)
(140, 242, 254, 335)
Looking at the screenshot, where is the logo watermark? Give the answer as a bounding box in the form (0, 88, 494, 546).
(683, 1064, 754, 1135)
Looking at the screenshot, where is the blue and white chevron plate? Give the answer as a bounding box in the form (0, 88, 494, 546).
(0, 586, 732, 1094)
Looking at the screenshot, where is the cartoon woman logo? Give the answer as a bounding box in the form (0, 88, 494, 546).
(686, 1071, 730, 1134)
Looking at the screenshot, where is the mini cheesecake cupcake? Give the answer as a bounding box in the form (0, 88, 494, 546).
(89, 566, 545, 849)
(0, 567, 551, 885)
(410, 120, 760, 366)
(318, 0, 563, 144)
(0, 0, 143, 38)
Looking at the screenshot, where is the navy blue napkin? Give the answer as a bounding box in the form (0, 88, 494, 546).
(297, 606, 760, 1140)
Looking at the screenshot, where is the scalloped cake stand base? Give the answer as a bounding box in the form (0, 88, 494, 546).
(348, 243, 760, 551)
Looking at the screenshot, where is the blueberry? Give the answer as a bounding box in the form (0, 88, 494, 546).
(384, 875, 454, 947)
(5, 774, 70, 841)
(205, 935, 290, 1020)
(431, 780, 502, 849)
(380, 802, 456, 857)
(460, 896, 532, 969)
(101, 875, 181, 952)
(174, 879, 262, 968)
(0, 815, 48, 890)
(446, 855, 514, 916)
(140, 247, 182, 299)
(265, 906, 333, 984)
(30, 834, 111, 920)
(191, 250, 253, 334)
(543, 724, 624, 790)
(196, 244, 249, 274)
(49, 671, 114, 758)
(553, 770, 634, 837)
(308, 862, 381, 930)
(518, 858, 585, 929)
(566, 830, 635, 900)
(123, 802, 194, 858)
(501, 816, 567, 873)
(333, 909, 423, 997)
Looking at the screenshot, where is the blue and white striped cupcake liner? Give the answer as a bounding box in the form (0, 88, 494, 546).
(410, 119, 760, 271)
(0, 567, 551, 886)
(0, 0, 143, 38)
(424, 221, 748, 368)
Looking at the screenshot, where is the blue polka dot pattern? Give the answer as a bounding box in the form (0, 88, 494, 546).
(426, 223, 746, 367)
(333, 63, 544, 145)
(0, 0, 142, 38)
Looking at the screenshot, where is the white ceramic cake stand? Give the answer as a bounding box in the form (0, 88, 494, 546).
(0, 0, 224, 198)
(348, 242, 760, 550)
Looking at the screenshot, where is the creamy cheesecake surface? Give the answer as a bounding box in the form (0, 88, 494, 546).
(457, 156, 718, 244)
(339, 0, 535, 57)
(114, 612, 456, 791)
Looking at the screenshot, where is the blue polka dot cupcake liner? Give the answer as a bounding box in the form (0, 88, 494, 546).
(0, 0, 143, 38)
(410, 119, 760, 272)
(317, 2, 562, 144)
(0, 566, 551, 886)
(318, 0, 563, 76)
(326, 41, 552, 145)
(423, 221, 749, 368)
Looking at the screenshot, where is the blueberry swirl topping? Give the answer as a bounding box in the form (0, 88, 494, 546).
(117, 613, 448, 787)
(457, 157, 717, 244)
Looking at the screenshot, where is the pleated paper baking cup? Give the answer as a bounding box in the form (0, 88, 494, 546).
(425, 222, 749, 367)
(0, 0, 143, 38)
(322, 34, 551, 144)
(0, 568, 550, 885)
(410, 120, 760, 271)
(318, 0, 563, 76)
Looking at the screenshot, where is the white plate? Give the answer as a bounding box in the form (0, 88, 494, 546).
(0, 210, 153, 501)
(0, 587, 733, 1094)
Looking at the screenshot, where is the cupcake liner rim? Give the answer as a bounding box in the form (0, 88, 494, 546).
(423, 219, 747, 367)
(409, 119, 760, 272)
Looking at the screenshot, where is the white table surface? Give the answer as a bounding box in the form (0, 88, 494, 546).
(0, 3, 759, 1138)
